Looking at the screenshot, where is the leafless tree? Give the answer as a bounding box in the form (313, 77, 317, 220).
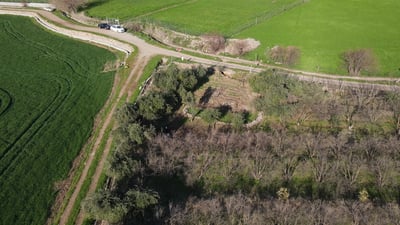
(293, 103, 313, 126)
(269, 46, 300, 66)
(338, 150, 363, 191)
(232, 40, 250, 56)
(370, 156, 397, 188)
(201, 33, 225, 53)
(303, 133, 334, 183)
(124, 21, 143, 32)
(343, 200, 373, 225)
(327, 132, 349, 160)
(386, 91, 400, 136)
(343, 49, 376, 76)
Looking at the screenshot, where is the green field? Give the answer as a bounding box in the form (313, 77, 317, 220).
(0, 15, 115, 225)
(86, 0, 190, 20)
(237, 0, 400, 76)
(144, 0, 299, 35)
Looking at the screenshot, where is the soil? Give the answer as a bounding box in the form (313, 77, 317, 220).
(194, 71, 258, 113)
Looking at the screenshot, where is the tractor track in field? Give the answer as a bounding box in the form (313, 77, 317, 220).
(0, 6, 400, 225)
(0, 77, 71, 179)
(0, 87, 13, 117)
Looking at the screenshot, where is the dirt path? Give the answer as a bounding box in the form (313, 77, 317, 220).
(1, 6, 400, 225)
(73, 56, 150, 225)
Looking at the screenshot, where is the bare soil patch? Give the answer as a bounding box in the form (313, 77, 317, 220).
(194, 70, 258, 112)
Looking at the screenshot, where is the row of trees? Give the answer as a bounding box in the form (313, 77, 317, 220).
(147, 128, 400, 201)
(169, 195, 400, 225)
(250, 71, 400, 135)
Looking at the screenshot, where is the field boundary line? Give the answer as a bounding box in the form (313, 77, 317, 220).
(136, 0, 198, 18)
(229, 0, 309, 37)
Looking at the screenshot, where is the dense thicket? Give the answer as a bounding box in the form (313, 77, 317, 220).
(83, 64, 212, 224)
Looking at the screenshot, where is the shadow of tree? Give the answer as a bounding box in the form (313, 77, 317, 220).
(199, 87, 215, 105)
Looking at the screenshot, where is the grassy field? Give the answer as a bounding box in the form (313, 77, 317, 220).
(85, 0, 190, 20)
(85, 0, 298, 34)
(144, 0, 299, 35)
(237, 0, 400, 76)
(0, 15, 115, 225)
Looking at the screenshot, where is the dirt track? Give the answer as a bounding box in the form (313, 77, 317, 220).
(1, 7, 400, 225)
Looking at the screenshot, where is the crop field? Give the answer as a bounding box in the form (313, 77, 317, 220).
(143, 0, 299, 35)
(237, 0, 400, 76)
(85, 0, 190, 20)
(0, 15, 115, 225)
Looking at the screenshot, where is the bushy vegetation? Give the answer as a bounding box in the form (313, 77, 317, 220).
(0, 15, 115, 225)
(82, 64, 211, 224)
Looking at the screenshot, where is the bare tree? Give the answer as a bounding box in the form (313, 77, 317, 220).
(201, 33, 225, 53)
(343, 49, 376, 76)
(269, 46, 300, 66)
(302, 133, 333, 183)
(50, 0, 87, 13)
(124, 21, 143, 32)
(370, 156, 396, 188)
(338, 150, 363, 191)
(285, 46, 301, 66)
(232, 40, 250, 56)
(386, 91, 400, 136)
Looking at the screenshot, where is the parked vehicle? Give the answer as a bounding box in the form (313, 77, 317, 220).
(110, 25, 125, 33)
(98, 23, 110, 30)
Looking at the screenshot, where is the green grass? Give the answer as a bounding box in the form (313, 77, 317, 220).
(144, 0, 299, 35)
(85, 0, 189, 20)
(237, 0, 400, 76)
(0, 15, 115, 225)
